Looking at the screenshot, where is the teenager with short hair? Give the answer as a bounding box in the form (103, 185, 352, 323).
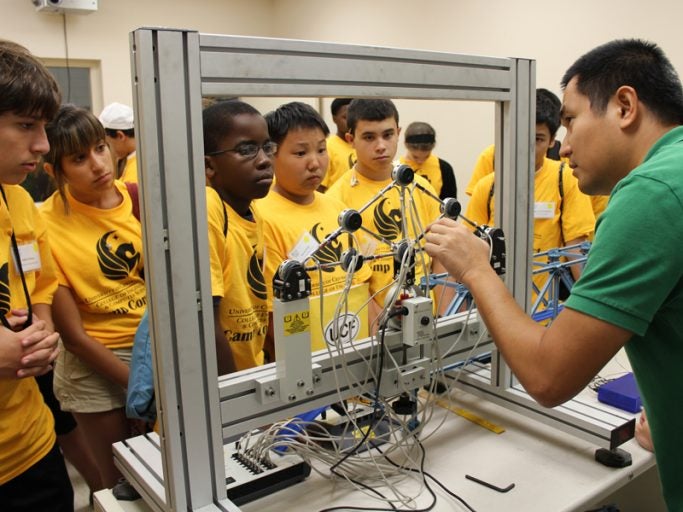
(0, 39, 72, 512)
(320, 98, 355, 191)
(261, 102, 373, 349)
(465, 88, 595, 292)
(100, 102, 137, 183)
(326, 99, 444, 310)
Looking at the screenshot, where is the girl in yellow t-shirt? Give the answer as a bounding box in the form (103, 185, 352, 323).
(40, 105, 145, 490)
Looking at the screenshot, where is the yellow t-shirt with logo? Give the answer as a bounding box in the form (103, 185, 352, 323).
(40, 180, 145, 348)
(321, 134, 355, 190)
(259, 190, 372, 305)
(206, 189, 268, 371)
(400, 153, 443, 197)
(259, 191, 373, 350)
(0, 184, 57, 485)
(466, 157, 595, 293)
(120, 153, 138, 184)
(326, 169, 442, 305)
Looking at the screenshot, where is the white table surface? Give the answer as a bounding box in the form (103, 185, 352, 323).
(95, 366, 660, 512)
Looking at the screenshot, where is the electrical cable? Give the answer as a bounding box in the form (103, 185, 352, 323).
(61, 13, 72, 103)
(374, 436, 478, 512)
(258, 166, 493, 510)
(318, 437, 439, 512)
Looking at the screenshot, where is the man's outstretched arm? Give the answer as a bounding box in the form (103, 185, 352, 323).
(425, 218, 631, 407)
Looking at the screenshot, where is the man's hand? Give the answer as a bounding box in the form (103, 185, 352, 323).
(424, 218, 492, 285)
(0, 320, 60, 379)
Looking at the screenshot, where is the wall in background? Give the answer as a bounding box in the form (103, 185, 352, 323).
(3, 0, 683, 203)
(2, 0, 274, 111)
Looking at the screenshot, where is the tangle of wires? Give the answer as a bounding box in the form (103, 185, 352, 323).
(246, 175, 483, 510)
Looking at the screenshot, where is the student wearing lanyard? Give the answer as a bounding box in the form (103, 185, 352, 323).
(0, 39, 72, 511)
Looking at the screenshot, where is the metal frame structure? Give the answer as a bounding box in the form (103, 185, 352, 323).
(116, 28, 634, 512)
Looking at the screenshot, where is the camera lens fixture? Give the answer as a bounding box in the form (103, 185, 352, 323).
(392, 164, 415, 186)
(340, 248, 364, 272)
(338, 209, 363, 232)
(440, 197, 461, 219)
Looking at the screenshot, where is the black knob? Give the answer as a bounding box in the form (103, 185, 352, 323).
(441, 197, 461, 219)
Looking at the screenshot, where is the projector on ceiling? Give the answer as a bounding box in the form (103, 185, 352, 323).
(32, 0, 98, 14)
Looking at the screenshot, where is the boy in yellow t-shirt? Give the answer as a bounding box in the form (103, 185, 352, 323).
(320, 98, 356, 192)
(326, 99, 446, 311)
(203, 100, 274, 372)
(261, 102, 373, 350)
(0, 40, 72, 511)
(465, 88, 595, 297)
(465, 91, 608, 219)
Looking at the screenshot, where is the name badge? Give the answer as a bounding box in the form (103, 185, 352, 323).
(288, 231, 320, 263)
(534, 201, 555, 219)
(14, 242, 41, 273)
(359, 237, 378, 257)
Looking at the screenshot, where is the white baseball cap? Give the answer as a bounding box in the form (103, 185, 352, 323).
(99, 102, 134, 130)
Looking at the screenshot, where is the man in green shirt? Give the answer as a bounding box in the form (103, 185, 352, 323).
(425, 39, 683, 510)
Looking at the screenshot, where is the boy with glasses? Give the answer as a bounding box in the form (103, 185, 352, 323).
(203, 100, 275, 372)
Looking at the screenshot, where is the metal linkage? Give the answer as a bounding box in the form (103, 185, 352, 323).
(299, 164, 463, 301)
(531, 241, 591, 322)
(117, 27, 633, 512)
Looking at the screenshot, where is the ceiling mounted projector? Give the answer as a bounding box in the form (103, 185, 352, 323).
(32, 0, 98, 14)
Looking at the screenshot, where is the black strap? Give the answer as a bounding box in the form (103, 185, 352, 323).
(438, 158, 457, 200)
(0, 185, 33, 330)
(222, 201, 228, 237)
(558, 162, 565, 239)
(486, 181, 494, 222)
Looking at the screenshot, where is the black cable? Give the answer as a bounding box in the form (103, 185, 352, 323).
(61, 13, 71, 103)
(375, 438, 477, 512)
(324, 312, 397, 510)
(422, 471, 477, 512)
(328, 307, 404, 469)
(322, 307, 410, 511)
(319, 434, 440, 512)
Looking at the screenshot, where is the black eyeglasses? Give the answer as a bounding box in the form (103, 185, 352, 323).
(206, 141, 277, 159)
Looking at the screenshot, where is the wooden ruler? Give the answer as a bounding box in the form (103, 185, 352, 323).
(420, 390, 505, 434)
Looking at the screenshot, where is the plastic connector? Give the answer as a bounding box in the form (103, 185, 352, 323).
(392, 164, 415, 186)
(401, 296, 434, 346)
